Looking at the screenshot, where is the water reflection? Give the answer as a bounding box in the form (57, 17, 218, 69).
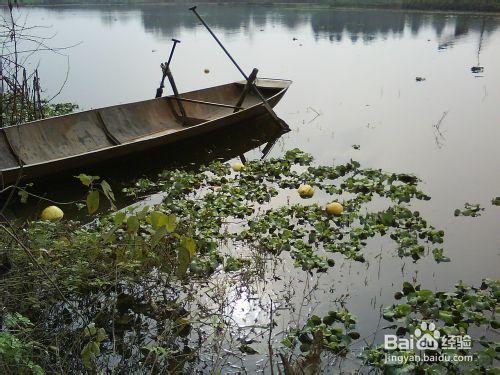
(142, 6, 500, 49)
(24, 5, 500, 49)
(309, 10, 498, 49)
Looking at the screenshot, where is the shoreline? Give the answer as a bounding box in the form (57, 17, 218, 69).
(6, 1, 500, 15)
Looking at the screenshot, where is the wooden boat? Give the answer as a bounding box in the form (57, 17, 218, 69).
(0, 78, 291, 186)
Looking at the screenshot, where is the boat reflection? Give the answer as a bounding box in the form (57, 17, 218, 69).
(2, 114, 288, 219)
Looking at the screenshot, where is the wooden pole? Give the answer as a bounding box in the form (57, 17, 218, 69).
(155, 38, 180, 98)
(165, 67, 187, 119)
(189, 6, 290, 132)
(233, 68, 258, 113)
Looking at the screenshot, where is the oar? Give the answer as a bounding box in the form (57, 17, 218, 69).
(189, 6, 290, 132)
(155, 38, 181, 98)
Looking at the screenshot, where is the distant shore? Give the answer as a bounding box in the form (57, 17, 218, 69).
(9, 0, 500, 13)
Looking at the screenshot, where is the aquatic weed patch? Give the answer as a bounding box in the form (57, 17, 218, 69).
(1, 148, 459, 373)
(282, 309, 359, 355)
(362, 279, 500, 373)
(277, 280, 499, 373)
(454, 203, 485, 217)
(125, 149, 447, 271)
(275, 309, 360, 374)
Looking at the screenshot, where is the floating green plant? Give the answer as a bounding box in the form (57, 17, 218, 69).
(1, 148, 455, 372)
(124, 149, 446, 271)
(282, 310, 358, 355)
(454, 203, 484, 217)
(362, 279, 499, 373)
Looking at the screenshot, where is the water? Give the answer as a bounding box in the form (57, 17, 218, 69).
(4, 4, 500, 371)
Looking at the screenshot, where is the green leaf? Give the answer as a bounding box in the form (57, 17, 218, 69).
(127, 215, 140, 235)
(394, 303, 412, 317)
(415, 289, 435, 303)
(81, 341, 100, 369)
(5, 313, 32, 328)
(402, 282, 415, 295)
(150, 227, 167, 248)
(164, 214, 176, 232)
(84, 323, 97, 336)
(150, 211, 165, 229)
(76, 173, 99, 187)
(432, 248, 450, 263)
(176, 246, 191, 277)
(380, 211, 395, 226)
(175, 318, 191, 337)
(103, 223, 120, 243)
(113, 212, 126, 225)
(323, 314, 336, 325)
(239, 344, 259, 354)
(150, 211, 176, 232)
(309, 315, 322, 326)
(282, 336, 293, 348)
(100, 180, 115, 209)
(96, 328, 107, 343)
(438, 310, 454, 324)
(477, 347, 495, 366)
(86, 190, 100, 215)
(27, 363, 44, 375)
(180, 236, 196, 258)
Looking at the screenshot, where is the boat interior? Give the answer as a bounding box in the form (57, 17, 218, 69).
(0, 79, 290, 172)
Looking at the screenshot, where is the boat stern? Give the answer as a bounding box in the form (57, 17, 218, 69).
(236, 78, 292, 91)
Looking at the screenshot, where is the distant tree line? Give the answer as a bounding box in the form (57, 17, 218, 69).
(9, 0, 500, 12)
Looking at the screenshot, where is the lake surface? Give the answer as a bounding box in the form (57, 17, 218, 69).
(4, 4, 500, 371)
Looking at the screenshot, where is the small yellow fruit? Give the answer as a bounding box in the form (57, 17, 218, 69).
(326, 202, 343, 215)
(41, 205, 64, 221)
(298, 184, 314, 198)
(232, 162, 245, 172)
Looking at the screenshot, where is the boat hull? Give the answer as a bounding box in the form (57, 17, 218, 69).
(0, 79, 290, 185)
